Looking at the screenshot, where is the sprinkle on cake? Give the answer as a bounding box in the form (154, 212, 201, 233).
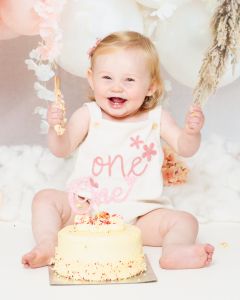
(53, 211, 147, 281)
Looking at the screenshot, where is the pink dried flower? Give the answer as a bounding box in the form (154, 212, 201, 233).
(162, 146, 189, 186)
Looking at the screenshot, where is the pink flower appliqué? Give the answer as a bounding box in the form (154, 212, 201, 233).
(130, 135, 144, 149)
(142, 143, 157, 161)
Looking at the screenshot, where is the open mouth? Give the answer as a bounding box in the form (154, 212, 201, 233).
(108, 97, 127, 104)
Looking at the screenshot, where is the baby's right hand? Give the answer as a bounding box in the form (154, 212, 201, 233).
(47, 103, 65, 128)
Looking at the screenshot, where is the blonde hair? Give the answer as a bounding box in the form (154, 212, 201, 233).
(89, 31, 163, 111)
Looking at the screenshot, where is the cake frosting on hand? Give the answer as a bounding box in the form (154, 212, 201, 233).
(53, 212, 146, 281)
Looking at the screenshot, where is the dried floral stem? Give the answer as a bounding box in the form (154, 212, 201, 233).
(193, 0, 240, 106)
(54, 76, 66, 136)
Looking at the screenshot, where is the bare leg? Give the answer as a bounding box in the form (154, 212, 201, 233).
(22, 189, 85, 268)
(135, 208, 214, 269)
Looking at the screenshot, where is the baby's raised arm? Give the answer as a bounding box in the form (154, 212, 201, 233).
(160, 105, 204, 157)
(47, 104, 90, 157)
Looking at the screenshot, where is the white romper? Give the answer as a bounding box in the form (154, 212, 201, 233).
(67, 102, 172, 223)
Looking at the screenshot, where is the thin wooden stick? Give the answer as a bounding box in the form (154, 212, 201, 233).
(54, 76, 67, 136)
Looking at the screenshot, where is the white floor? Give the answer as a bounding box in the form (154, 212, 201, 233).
(1, 221, 240, 300)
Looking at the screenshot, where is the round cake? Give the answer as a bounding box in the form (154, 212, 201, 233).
(53, 212, 146, 281)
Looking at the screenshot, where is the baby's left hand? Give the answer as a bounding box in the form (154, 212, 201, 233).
(185, 105, 204, 135)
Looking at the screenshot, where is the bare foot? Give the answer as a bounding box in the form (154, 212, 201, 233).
(22, 241, 56, 268)
(159, 243, 214, 269)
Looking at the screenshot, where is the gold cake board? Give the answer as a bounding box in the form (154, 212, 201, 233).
(49, 255, 157, 285)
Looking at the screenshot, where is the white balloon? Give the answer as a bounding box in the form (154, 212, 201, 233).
(57, 0, 144, 78)
(202, 0, 219, 13)
(136, 0, 190, 9)
(155, 1, 240, 88)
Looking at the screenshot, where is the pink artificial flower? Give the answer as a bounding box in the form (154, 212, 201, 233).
(39, 22, 60, 39)
(36, 43, 60, 61)
(34, 0, 65, 19)
(162, 146, 189, 186)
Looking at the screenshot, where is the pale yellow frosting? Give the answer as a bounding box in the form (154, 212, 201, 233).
(53, 213, 146, 281)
